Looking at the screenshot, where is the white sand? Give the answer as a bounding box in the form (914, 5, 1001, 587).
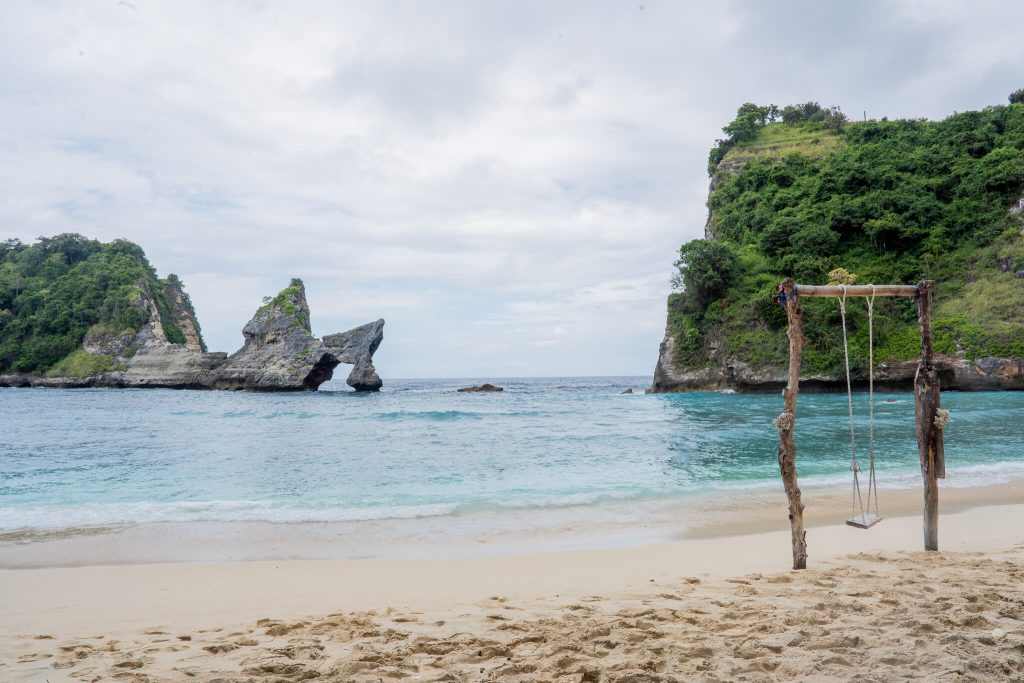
(2, 503, 1023, 680)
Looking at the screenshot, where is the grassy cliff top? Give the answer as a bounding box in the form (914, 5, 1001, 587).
(722, 122, 845, 164)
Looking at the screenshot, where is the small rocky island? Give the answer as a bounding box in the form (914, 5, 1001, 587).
(457, 383, 503, 393)
(1, 277, 384, 392)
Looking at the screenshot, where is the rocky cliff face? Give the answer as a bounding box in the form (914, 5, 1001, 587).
(0, 278, 385, 392)
(649, 322, 1024, 393)
(163, 278, 205, 352)
(208, 279, 384, 391)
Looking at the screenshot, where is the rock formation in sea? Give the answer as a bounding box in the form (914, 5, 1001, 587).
(0, 278, 384, 392)
(457, 383, 504, 393)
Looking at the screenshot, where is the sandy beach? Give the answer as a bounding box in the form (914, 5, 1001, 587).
(2, 496, 1023, 681)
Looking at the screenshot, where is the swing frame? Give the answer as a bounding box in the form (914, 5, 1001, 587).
(773, 279, 945, 570)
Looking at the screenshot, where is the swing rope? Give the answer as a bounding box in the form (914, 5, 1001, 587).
(838, 284, 880, 525)
(838, 285, 866, 522)
(866, 286, 879, 519)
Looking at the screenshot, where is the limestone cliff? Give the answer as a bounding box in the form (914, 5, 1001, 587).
(0, 277, 385, 392)
(209, 279, 384, 391)
(650, 327, 1024, 393)
(163, 276, 205, 352)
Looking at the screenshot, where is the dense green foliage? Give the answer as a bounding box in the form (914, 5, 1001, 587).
(671, 240, 738, 312)
(672, 100, 1024, 377)
(0, 234, 203, 374)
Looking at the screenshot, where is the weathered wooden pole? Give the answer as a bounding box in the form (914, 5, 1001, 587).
(914, 280, 942, 551)
(775, 279, 807, 569)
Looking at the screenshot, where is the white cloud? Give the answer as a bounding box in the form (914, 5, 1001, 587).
(2, 0, 1023, 377)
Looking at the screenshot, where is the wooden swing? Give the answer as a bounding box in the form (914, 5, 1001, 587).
(773, 279, 948, 570)
(837, 284, 881, 530)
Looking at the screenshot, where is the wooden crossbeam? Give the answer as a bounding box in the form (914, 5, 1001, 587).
(774, 277, 943, 567)
(792, 284, 921, 298)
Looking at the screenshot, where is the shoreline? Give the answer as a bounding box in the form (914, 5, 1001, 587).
(3, 502, 1022, 680)
(4, 476, 1024, 569)
(4, 502, 1023, 634)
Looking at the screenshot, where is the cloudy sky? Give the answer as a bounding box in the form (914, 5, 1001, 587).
(2, 1, 1022, 378)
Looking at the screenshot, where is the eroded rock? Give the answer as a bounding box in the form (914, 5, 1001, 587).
(4, 278, 385, 392)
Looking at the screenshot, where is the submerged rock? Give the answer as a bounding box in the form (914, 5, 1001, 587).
(457, 383, 504, 393)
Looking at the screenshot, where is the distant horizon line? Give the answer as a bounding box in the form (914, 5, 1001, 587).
(328, 374, 652, 382)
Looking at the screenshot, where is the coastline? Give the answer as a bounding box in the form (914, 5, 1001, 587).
(2, 503, 1022, 680)
(4, 384, 1021, 677)
(4, 501, 1023, 637)
(4, 476, 1023, 569)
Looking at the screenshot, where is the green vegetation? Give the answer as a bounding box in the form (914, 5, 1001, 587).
(0, 234, 205, 374)
(258, 278, 311, 333)
(709, 101, 848, 172)
(671, 99, 1024, 378)
(46, 349, 125, 378)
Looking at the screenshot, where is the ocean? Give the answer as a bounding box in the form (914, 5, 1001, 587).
(2, 377, 1022, 561)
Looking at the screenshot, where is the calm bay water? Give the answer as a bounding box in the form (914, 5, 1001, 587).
(1, 377, 1022, 533)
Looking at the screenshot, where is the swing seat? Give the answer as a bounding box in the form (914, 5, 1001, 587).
(846, 513, 882, 529)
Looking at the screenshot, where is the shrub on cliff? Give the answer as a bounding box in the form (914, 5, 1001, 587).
(672, 240, 738, 312)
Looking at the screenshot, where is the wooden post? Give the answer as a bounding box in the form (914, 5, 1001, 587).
(914, 280, 942, 551)
(775, 279, 807, 569)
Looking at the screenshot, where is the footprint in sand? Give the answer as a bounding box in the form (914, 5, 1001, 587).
(112, 658, 146, 669)
(202, 643, 237, 654)
(17, 653, 52, 662)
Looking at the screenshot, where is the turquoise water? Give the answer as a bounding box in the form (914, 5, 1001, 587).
(1, 378, 1022, 533)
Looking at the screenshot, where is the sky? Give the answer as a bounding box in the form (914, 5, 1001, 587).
(2, 1, 1023, 378)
